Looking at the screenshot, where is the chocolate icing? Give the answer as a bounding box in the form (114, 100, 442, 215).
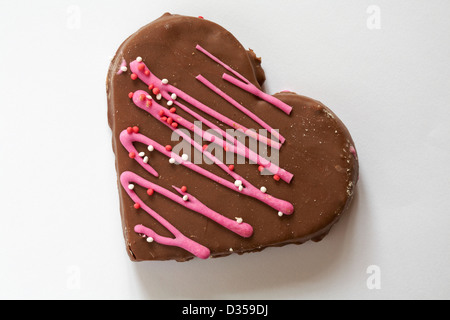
(106, 13, 359, 261)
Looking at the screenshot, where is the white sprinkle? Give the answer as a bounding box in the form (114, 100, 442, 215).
(128, 184, 135, 190)
(260, 186, 267, 193)
(146, 95, 152, 100)
(236, 217, 243, 224)
(161, 78, 169, 84)
(238, 185, 244, 191)
(120, 66, 127, 72)
(234, 180, 243, 187)
(182, 195, 189, 201)
(147, 145, 154, 152)
(278, 211, 284, 217)
(156, 93, 162, 100)
(136, 56, 143, 62)
(169, 158, 176, 164)
(138, 152, 145, 157)
(229, 248, 233, 252)
(143, 156, 149, 163)
(171, 93, 177, 100)
(181, 154, 189, 161)
(146, 237, 154, 243)
(167, 100, 173, 106)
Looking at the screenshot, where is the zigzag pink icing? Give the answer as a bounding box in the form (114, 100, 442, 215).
(128, 63, 294, 184)
(120, 130, 294, 215)
(121, 171, 253, 259)
(120, 45, 297, 258)
(195, 44, 293, 115)
(121, 172, 209, 259)
(195, 74, 285, 144)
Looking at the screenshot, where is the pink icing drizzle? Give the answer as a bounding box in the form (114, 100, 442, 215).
(123, 171, 252, 238)
(119, 45, 299, 258)
(129, 63, 294, 183)
(195, 44, 293, 115)
(121, 171, 210, 259)
(133, 73, 279, 149)
(121, 170, 253, 259)
(120, 130, 294, 215)
(195, 74, 285, 144)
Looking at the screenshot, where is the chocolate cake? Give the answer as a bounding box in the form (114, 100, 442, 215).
(106, 13, 359, 261)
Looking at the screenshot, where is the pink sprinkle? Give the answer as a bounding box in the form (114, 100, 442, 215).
(181, 186, 187, 193)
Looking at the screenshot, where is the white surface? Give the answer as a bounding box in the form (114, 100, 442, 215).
(1, 0, 449, 300)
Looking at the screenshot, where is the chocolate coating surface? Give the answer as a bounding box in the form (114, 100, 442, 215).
(107, 13, 359, 261)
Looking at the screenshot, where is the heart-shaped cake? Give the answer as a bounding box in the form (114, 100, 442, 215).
(106, 13, 359, 262)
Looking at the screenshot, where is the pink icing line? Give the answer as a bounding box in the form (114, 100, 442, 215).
(116, 58, 127, 75)
(129, 60, 294, 182)
(222, 73, 292, 115)
(195, 74, 286, 144)
(173, 97, 281, 150)
(120, 130, 294, 215)
(195, 44, 293, 115)
(132, 88, 293, 183)
(128, 63, 280, 150)
(130, 61, 281, 161)
(122, 169, 253, 235)
(121, 170, 252, 238)
(120, 171, 210, 259)
(134, 224, 209, 259)
(129, 79, 293, 183)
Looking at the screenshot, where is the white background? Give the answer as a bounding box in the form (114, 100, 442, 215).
(1, 0, 449, 300)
